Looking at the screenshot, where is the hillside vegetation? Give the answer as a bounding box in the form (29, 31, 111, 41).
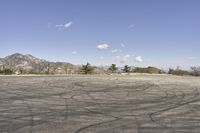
(0, 53, 199, 76)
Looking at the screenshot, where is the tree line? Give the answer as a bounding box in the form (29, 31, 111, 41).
(0, 67, 13, 75)
(0, 63, 200, 76)
(80, 63, 200, 76)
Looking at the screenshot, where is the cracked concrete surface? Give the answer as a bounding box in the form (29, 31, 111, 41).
(0, 75, 200, 133)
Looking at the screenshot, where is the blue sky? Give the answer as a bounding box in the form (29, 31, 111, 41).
(0, 0, 200, 69)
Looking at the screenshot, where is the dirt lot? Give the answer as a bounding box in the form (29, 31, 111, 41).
(0, 75, 200, 133)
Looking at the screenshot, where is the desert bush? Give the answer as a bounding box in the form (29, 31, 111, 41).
(81, 62, 94, 74)
(133, 66, 165, 74)
(168, 68, 190, 76)
(109, 64, 118, 73)
(190, 66, 200, 76)
(0, 70, 3, 74)
(122, 65, 131, 73)
(3, 68, 13, 75)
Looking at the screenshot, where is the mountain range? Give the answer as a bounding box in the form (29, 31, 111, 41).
(0, 53, 79, 74)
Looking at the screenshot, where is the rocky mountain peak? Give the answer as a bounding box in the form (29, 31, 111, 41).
(0, 53, 78, 74)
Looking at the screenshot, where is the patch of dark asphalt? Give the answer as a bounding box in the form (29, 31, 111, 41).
(0, 75, 200, 133)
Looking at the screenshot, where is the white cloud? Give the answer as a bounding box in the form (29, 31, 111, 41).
(72, 51, 78, 55)
(119, 54, 131, 64)
(97, 44, 109, 50)
(112, 55, 131, 64)
(55, 24, 63, 28)
(120, 60, 126, 64)
(121, 43, 125, 47)
(115, 56, 121, 60)
(112, 56, 120, 64)
(111, 49, 118, 53)
(47, 23, 51, 28)
(124, 54, 130, 59)
(129, 24, 134, 29)
(99, 56, 104, 60)
(55, 21, 73, 30)
(135, 56, 143, 62)
(186, 57, 197, 60)
(64, 21, 73, 28)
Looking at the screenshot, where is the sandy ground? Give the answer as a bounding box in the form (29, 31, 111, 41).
(0, 75, 200, 133)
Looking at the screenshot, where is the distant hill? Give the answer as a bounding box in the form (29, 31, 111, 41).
(0, 53, 79, 74)
(133, 66, 165, 74)
(0, 53, 168, 75)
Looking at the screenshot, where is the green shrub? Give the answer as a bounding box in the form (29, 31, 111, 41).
(168, 68, 190, 76)
(3, 68, 13, 75)
(133, 66, 165, 74)
(0, 70, 3, 74)
(109, 64, 118, 73)
(122, 65, 131, 73)
(81, 62, 94, 74)
(190, 67, 200, 76)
